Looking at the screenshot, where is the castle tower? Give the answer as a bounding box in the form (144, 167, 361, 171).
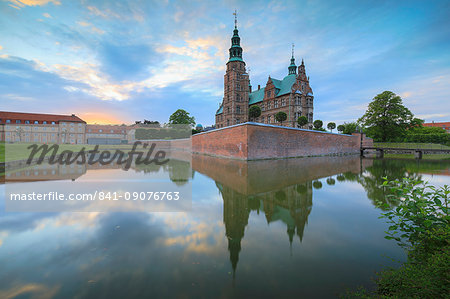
(288, 44, 297, 75)
(215, 12, 249, 128)
(297, 59, 314, 129)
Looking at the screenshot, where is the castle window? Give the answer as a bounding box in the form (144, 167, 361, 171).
(267, 90, 271, 97)
(227, 107, 230, 114)
(16, 120, 21, 124)
(274, 100, 278, 108)
(236, 106, 241, 114)
(281, 99, 285, 106)
(268, 115, 271, 123)
(268, 102, 271, 110)
(308, 113, 313, 123)
(261, 116, 265, 123)
(261, 103, 265, 111)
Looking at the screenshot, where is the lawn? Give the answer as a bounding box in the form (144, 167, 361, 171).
(0, 143, 137, 163)
(374, 142, 450, 150)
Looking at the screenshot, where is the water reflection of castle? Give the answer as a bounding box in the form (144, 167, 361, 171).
(192, 154, 369, 276)
(220, 181, 313, 274)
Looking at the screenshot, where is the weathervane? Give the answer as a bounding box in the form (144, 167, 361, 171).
(292, 43, 295, 58)
(233, 10, 237, 28)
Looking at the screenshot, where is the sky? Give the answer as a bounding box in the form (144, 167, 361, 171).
(0, 0, 449, 126)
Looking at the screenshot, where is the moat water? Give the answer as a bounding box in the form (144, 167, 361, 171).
(1, 155, 449, 298)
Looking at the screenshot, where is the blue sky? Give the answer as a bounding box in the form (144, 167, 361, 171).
(0, 0, 449, 126)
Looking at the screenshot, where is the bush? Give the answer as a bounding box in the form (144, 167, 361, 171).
(344, 179, 450, 298)
(404, 133, 449, 144)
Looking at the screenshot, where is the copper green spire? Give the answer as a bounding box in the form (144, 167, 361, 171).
(228, 10, 243, 62)
(288, 43, 297, 75)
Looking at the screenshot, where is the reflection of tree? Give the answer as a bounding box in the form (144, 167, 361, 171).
(326, 178, 336, 185)
(312, 180, 322, 189)
(336, 159, 450, 210)
(357, 159, 422, 209)
(219, 181, 313, 276)
(166, 160, 192, 186)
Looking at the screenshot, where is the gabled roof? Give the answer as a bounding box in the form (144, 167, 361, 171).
(249, 87, 265, 105)
(0, 111, 86, 124)
(276, 74, 297, 97)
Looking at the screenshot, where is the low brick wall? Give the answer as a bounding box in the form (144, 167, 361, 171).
(192, 122, 362, 160)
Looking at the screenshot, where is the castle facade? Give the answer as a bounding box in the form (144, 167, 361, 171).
(215, 22, 314, 129)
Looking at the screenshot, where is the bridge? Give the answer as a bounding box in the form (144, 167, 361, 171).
(361, 145, 450, 159)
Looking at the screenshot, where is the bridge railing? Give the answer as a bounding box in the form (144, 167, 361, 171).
(372, 142, 450, 150)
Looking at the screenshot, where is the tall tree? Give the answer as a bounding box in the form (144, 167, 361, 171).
(337, 124, 345, 133)
(169, 109, 195, 127)
(358, 91, 414, 142)
(341, 122, 358, 135)
(327, 122, 336, 132)
(249, 106, 261, 121)
(275, 111, 287, 125)
(297, 116, 308, 128)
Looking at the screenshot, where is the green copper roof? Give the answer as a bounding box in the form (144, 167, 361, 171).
(248, 74, 297, 105)
(228, 57, 244, 62)
(249, 87, 265, 105)
(216, 104, 223, 115)
(276, 74, 297, 97)
(271, 78, 282, 90)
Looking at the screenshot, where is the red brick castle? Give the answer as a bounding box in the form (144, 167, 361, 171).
(215, 15, 314, 129)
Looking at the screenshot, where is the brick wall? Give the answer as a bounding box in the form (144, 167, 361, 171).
(192, 122, 362, 160)
(192, 153, 369, 195)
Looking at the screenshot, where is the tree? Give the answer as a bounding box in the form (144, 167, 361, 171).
(313, 120, 323, 130)
(249, 105, 261, 121)
(168, 109, 195, 127)
(337, 124, 345, 133)
(297, 116, 308, 128)
(358, 91, 414, 142)
(327, 122, 336, 132)
(275, 111, 287, 125)
(341, 122, 358, 135)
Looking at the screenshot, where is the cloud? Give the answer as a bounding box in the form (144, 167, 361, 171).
(77, 21, 90, 27)
(0, 45, 3, 50)
(7, 0, 60, 9)
(0, 284, 60, 299)
(43, 12, 52, 18)
(87, 5, 121, 19)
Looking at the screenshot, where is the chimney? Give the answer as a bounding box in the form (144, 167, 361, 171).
(258, 85, 260, 90)
(71, 114, 75, 116)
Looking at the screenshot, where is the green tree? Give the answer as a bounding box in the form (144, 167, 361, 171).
(327, 122, 336, 132)
(341, 122, 358, 135)
(337, 124, 345, 133)
(358, 91, 414, 142)
(275, 111, 287, 125)
(169, 109, 195, 127)
(297, 116, 308, 128)
(313, 120, 323, 130)
(249, 105, 261, 121)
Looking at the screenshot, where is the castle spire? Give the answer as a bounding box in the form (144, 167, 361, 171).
(288, 43, 297, 75)
(228, 10, 244, 63)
